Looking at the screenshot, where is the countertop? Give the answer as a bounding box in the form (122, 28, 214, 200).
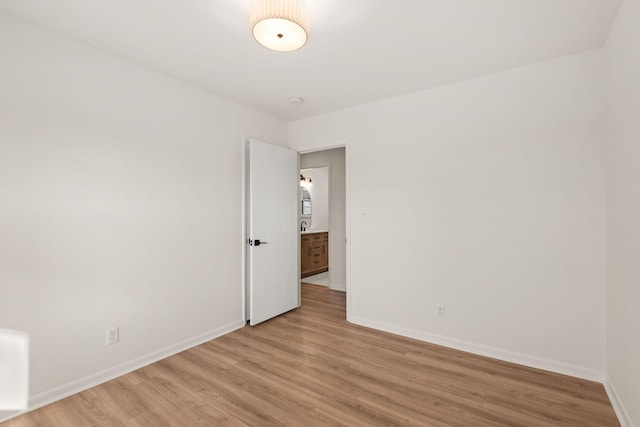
(301, 229, 328, 234)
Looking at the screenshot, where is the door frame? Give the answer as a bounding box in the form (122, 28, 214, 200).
(240, 137, 251, 325)
(242, 138, 249, 322)
(296, 139, 352, 322)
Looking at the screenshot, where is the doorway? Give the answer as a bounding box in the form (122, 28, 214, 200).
(300, 166, 330, 285)
(299, 147, 347, 295)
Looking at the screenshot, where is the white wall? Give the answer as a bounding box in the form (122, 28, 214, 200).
(300, 149, 347, 292)
(301, 167, 329, 231)
(605, 0, 640, 425)
(290, 51, 607, 378)
(0, 12, 287, 414)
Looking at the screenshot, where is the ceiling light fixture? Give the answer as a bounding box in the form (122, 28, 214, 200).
(250, 0, 309, 52)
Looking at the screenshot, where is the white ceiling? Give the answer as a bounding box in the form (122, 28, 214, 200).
(0, 0, 622, 122)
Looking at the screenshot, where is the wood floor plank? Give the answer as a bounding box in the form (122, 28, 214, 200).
(4, 283, 620, 426)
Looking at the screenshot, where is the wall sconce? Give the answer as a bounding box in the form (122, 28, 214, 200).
(300, 174, 312, 186)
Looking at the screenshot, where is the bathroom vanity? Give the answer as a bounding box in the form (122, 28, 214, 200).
(301, 231, 328, 278)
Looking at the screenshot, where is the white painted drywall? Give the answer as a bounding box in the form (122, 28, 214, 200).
(300, 149, 347, 292)
(0, 12, 287, 412)
(605, 0, 640, 424)
(290, 51, 607, 378)
(301, 167, 329, 231)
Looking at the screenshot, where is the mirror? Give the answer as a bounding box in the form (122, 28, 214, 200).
(302, 200, 312, 215)
(300, 177, 312, 219)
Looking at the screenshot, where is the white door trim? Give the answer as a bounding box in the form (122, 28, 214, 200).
(241, 137, 249, 322)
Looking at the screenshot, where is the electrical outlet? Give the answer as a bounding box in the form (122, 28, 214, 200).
(107, 327, 119, 345)
(437, 305, 446, 318)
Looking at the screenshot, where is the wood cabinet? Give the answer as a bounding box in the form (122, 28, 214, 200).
(301, 232, 328, 278)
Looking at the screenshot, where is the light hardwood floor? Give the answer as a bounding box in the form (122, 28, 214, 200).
(5, 283, 619, 426)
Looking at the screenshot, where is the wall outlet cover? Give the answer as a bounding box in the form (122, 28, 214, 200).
(107, 327, 119, 346)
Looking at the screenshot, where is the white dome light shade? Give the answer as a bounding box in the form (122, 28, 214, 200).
(250, 0, 309, 52)
(252, 18, 307, 51)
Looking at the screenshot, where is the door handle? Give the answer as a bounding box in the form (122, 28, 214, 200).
(250, 239, 268, 246)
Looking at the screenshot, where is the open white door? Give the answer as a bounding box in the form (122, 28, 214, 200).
(247, 139, 299, 326)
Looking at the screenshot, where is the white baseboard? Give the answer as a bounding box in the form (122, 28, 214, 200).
(604, 378, 634, 427)
(349, 315, 605, 382)
(0, 320, 245, 424)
